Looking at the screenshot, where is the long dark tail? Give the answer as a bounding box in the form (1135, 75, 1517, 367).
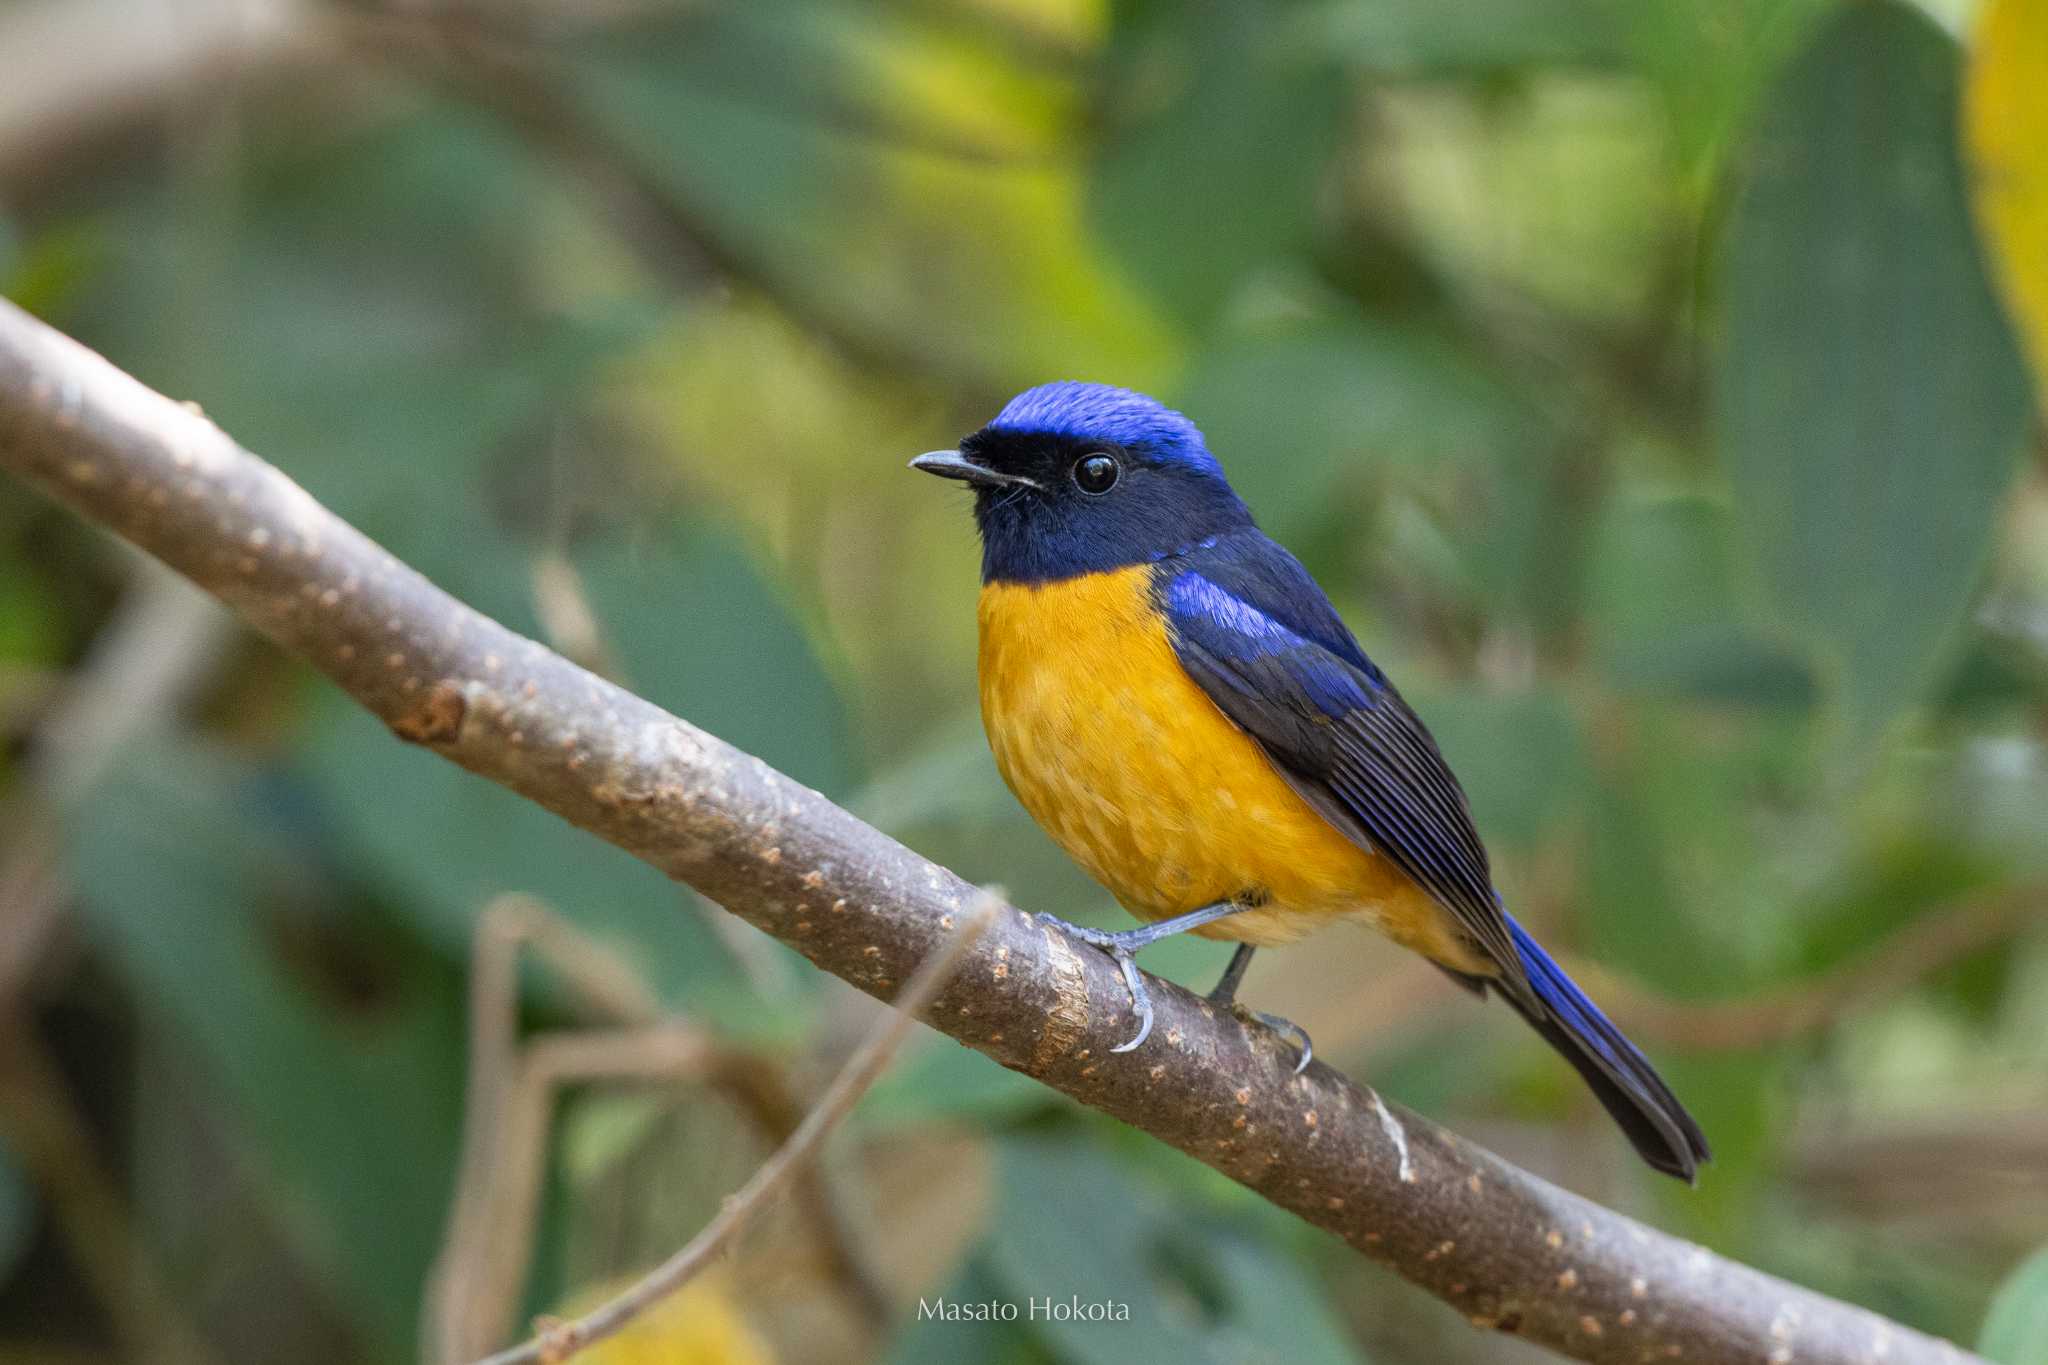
(1495, 916, 1710, 1182)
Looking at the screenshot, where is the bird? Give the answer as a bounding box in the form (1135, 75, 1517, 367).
(909, 381, 1710, 1182)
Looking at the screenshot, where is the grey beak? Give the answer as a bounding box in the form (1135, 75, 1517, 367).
(908, 450, 1040, 490)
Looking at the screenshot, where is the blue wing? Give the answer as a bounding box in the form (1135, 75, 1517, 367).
(1158, 533, 1516, 974)
(1159, 531, 1710, 1179)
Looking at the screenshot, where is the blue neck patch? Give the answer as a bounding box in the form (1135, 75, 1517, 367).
(988, 382, 1223, 477)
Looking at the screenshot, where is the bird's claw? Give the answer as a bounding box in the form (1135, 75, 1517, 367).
(1109, 952, 1152, 1052)
(1230, 1005, 1312, 1074)
(1257, 1011, 1314, 1074)
(1034, 913, 1154, 1051)
(1032, 912, 1294, 1065)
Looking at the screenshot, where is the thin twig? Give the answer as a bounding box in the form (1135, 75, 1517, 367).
(425, 896, 888, 1362)
(1313, 886, 2041, 1063)
(0, 818, 65, 1003)
(470, 893, 1000, 1365)
(531, 552, 628, 686)
(477, 894, 664, 1023)
(29, 560, 232, 803)
(427, 899, 565, 1365)
(0, 560, 234, 996)
(697, 1048, 896, 1328)
(1572, 885, 2039, 1051)
(438, 1024, 720, 1362)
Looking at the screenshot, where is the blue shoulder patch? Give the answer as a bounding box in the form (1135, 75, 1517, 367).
(1175, 530, 1381, 678)
(989, 382, 1222, 476)
(1163, 571, 1377, 717)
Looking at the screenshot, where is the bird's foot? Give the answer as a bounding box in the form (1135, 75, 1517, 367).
(1234, 1005, 1313, 1075)
(1033, 912, 1156, 1052)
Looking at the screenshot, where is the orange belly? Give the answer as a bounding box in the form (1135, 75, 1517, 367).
(977, 565, 1477, 965)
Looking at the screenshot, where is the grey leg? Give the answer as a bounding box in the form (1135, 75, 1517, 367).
(1207, 944, 1314, 1075)
(1034, 901, 1255, 1052)
(1208, 943, 1257, 1006)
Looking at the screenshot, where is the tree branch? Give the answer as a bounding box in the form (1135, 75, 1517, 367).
(0, 299, 1983, 1365)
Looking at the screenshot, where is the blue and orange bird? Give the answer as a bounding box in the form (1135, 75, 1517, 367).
(911, 382, 1710, 1181)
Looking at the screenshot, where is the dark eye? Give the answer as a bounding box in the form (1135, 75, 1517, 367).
(1073, 452, 1119, 494)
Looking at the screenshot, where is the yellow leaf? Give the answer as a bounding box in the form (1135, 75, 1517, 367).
(1966, 0, 2048, 397)
(561, 1273, 776, 1365)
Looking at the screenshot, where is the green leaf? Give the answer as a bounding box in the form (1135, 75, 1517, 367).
(76, 101, 658, 546)
(1579, 715, 1817, 997)
(1174, 314, 1534, 539)
(1288, 0, 1625, 74)
(0, 559, 65, 665)
(1620, 0, 1835, 193)
(1415, 688, 1586, 848)
(1089, 0, 1344, 326)
(2, 220, 110, 322)
(568, 4, 1178, 389)
(66, 738, 465, 1354)
(575, 527, 855, 798)
(1982, 1245, 2048, 1365)
(1588, 492, 1744, 648)
(1587, 491, 1818, 707)
(300, 560, 711, 1004)
(1788, 835, 1994, 980)
(986, 1136, 1365, 1365)
(1715, 0, 2034, 739)
(1940, 634, 2048, 713)
(858, 1035, 1049, 1128)
(848, 710, 1020, 835)
(1604, 624, 1817, 708)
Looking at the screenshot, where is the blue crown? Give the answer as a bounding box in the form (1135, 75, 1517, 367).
(988, 382, 1222, 477)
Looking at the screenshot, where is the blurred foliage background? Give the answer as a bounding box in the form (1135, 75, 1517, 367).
(1, 0, 2047, 1361)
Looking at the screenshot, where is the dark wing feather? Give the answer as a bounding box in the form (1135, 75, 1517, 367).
(1159, 543, 1520, 979)
(1161, 537, 1710, 1180)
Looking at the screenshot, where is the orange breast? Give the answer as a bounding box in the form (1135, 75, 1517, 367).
(977, 566, 1470, 960)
